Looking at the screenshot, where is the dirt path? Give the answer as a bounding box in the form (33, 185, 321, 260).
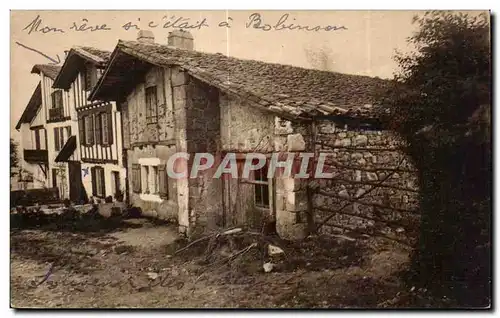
(11, 219, 414, 308)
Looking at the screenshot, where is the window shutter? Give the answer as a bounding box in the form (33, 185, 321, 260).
(89, 115, 94, 145)
(79, 116, 85, 145)
(54, 127, 60, 151)
(95, 113, 102, 145)
(107, 112, 114, 145)
(67, 126, 72, 137)
(57, 91, 63, 109)
(34, 129, 40, 150)
(158, 164, 168, 198)
(91, 167, 96, 196)
(51, 93, 56, 109)
(100, 168, 106, 198)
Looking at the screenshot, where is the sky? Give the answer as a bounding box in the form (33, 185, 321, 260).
(10, 10, 426, 141)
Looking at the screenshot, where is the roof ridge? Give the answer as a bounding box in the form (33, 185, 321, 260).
(118, 40, 390, 81)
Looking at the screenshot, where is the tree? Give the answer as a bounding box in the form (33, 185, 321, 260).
(10, 138, 19, 178)
(379, 11, 491, 307)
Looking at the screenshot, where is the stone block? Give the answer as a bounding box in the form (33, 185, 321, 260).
(275, 117, 294, 135)
(171, 69, 188, 87)
(287, 133, 306, 152)
(341, 138, 351, 147)
(354, 134, 368, 146)
(173, 85, 187, 103)
(319, 122, 335, 134)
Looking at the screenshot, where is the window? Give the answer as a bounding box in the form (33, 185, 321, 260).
(91, 166, 105, 198)
(158, 164, 168, 199)
(84, 115, 94, 145)
(131, 164, 141, 193)
(54, 126, 69, 151)
(82, 66, 96, 91)
(54, 127, 60, 151)
(51, 90, 63, 109)
(101, 112, 110, 145)
(95, 113, 102, 144)
(254, 163, 270, 208)
(145, 86, 158, 124)
(142, 165, 150, 193)
(133, 162, 168, 199)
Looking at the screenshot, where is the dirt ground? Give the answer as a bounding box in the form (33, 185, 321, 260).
(10, 216, 434, 309)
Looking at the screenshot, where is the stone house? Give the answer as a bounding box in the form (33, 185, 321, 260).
(90, 30, 418, 240)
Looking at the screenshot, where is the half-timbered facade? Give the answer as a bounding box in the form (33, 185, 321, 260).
(15, 82, 48, 190)
(52, 47, 126, 202)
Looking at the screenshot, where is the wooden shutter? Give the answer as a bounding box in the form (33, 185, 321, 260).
(95, 113, 102, 145)
(57, 91, 63, 108)
(99, 167, 106, 198)
(51, 92, 56, 109)
(88, 115, 94, 145)
(107, 111, 114, 145)
(54, 127, 60, 151)
(158, 164, 168, 198)
(78, 116, 85, 146)
(91, 167, 96, 196)
(34, 129, 40, 150)
(132, 164, 141, 193)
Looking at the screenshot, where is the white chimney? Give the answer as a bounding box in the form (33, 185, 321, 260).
(167, 29, 194, 50)
(137, 30, 155, 43)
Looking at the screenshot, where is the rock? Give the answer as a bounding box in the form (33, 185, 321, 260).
(341, 138, 351, 147)
(338, 189, 349, 198)
(263, 262, 274, 273)
(147, 272, 159, 280)
(268, 244, 285, 256)
(354, 135, 368, 146)
(287, 133, 306, 152)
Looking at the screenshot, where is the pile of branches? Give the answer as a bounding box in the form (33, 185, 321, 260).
(174, 227, 287, 280)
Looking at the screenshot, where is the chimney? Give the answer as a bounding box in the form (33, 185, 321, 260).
(167, 29, 194, 50)
(137, 30, 155, 43)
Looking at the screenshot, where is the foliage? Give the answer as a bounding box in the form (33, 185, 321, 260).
(379, 11, 491, 307)
(10, 138, 19, 177)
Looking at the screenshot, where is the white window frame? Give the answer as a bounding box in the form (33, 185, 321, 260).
(138, 158, 163, 202)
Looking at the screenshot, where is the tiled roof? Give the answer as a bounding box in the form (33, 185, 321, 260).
(53, 46, 112, 90)
(31, 64, 61, 80)
(15, 82, 42, 130)
(92, 40, 390, 120)
(72, 46, 111, 66)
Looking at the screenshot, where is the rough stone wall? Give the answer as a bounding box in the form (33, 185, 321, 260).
(273, 117, 311, 240)
(125, 66, 173, 145)
(218, 94, 275, 229)
(220, 93, 274, 153)
(126, 145, 178, 221)
(312, 120, 420, 241)
(184, 76, 223, 234)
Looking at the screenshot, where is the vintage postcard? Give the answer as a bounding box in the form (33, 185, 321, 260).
(10, 10, 491, 309)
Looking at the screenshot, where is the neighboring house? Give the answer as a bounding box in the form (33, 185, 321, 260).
(90, 30, 418, 239)
(52, 46, 126, 203)
(27, 64, 78, 201)
(15, 81, 48, 190)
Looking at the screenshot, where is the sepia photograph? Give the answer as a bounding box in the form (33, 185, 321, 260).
(9, 9, 491, 309)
